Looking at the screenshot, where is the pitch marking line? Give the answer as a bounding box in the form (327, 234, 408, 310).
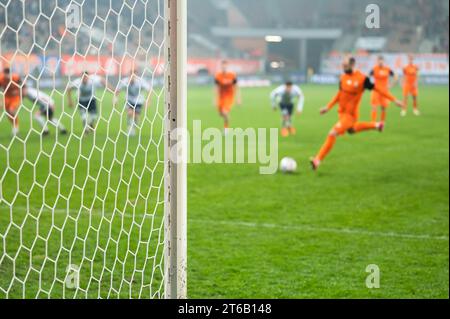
(191, 219, 449, 242)
(3, 205, 449, 241)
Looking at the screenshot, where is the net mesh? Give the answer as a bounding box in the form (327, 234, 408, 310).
(0, 0, 167, 299)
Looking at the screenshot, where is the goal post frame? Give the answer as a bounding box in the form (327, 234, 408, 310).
(164, 0, 188, 299)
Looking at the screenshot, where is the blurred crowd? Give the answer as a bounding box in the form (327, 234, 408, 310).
(0, 0, 163, 57)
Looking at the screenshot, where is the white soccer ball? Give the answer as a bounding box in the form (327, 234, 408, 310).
(280, 157, 297, 173)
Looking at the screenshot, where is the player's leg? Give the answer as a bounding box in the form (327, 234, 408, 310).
(79, 108, 89, 134)
(286, 104, 296, 135)
(380, 106, 387, 123)
(126, 106, 138, 136)
(88, 110, 98, 131)
(34, 108, 49, 135)
(350, 121, 384, 134)
(49, 104, 67, 134)
(310, 115, 352, 170)
(34, 102, 49, 134)
(371, 106, 379, 122)
(219, 109, 230, 133)
(129, 103, 142, 136)
(412, 90, 420, 115)
(6, 108, 19, 136)
(127, 108, 135, 135)
(5, 98, 20, 136)
(126, 103, 135, 134)
(401, 87, 409, 117)
(46, 104, 67, 134)
(279, 103, 290, 137)
(87, 99, 98, 131)
(79, 100, 89, 133)
(371, 92, 379, 122)
(218, 96, 233, 132)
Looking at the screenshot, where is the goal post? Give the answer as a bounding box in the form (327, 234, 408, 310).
(164, 0, 188, 300)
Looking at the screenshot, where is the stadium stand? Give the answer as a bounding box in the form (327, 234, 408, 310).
(1, 0, 448, 67)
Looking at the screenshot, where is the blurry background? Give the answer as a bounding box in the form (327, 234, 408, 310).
(187, 0, 448, 84)
(1, 0, 448, 86)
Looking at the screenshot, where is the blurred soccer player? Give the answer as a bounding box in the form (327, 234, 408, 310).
(26, 87, 67, 136)
(67, 71, 108, 135)
(402, 54, 420, 116)
(270, 81, 304, 137)
(310, 56, 404, 171)
(115, 72, 151, 136)
(214, 60, 241, 133)
(370, 55, 398, 122)
(0, 68, 24, 136)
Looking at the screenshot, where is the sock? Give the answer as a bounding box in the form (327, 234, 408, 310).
(380, 109, 387, 122)
(286, 118, 292, 128)
(413, 99, 418, 110)
(13, 117, 19, 131)
(35, 115, 46, 128)
(371, 109, 378, 122)
(127, 117, 133, 130)
(353, 122, 377, 133)
(317, 135, 337, 162)
(80, 112, 87, 130)
(47, 108, 54, 121)
(50, 119, 66, 131)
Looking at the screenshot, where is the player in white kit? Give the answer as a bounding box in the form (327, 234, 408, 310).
(115, 73, 151, 136)
(67, 72, 108, 135)
(25, 87, 67, 135)
(270, 81, 304, 137)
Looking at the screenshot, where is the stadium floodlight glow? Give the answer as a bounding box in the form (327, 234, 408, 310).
(270, 61, 281, 69)
(265, 35, 283, 43)
(270, 61, 285, 69)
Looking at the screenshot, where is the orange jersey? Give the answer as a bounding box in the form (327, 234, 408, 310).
(370, 66, 394, 107)
(0, 73, 22, 98)
(215, 72, 237, 98)
(0, 73, 23, 112)
(370, 65, 394, 89)
(403, 64, 419, 87)
(327, 70, 396, 118)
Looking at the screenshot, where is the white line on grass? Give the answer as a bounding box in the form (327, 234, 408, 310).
(4, 205, 449, 242)
(191, 219, 449, 241)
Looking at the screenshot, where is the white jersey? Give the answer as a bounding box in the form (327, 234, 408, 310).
(118, 77, 151, 105)
(270, 84, 304, 112)
(26, 87, 54, 107)
(69, 75, 104, 102)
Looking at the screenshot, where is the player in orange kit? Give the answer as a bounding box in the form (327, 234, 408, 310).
(370, 55, 398, 123)
(310, 56, 404, 171)
(0, 68, 25, 136)
(402, 54, 420, 116)
(214, 60, 241, 133)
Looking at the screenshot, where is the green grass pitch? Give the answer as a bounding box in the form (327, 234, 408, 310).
(0, 84, 448, 298)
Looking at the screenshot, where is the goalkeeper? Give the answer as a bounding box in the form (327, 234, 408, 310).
(270, 81, 304, 137)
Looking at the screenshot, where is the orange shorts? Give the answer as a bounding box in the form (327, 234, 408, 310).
(4, 96, 21, 114)
(403, 85, 418, 97)
(333, 113, 358, 136)
(218, 95, 234, 114)
(371, 91, 390, 108)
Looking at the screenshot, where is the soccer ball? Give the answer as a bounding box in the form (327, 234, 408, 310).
(280, 157, 297, 173)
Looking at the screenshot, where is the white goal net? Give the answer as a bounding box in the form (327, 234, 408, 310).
(0, 0, 186, 299)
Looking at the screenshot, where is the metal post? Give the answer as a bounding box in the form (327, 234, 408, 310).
(164, 0, 187, 299)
